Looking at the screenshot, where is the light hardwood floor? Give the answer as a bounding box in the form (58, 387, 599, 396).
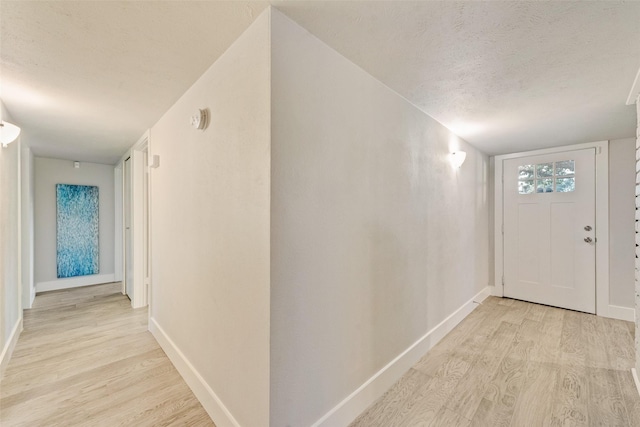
(3, 286, 638, 426)
(350, 296, 640, 427)
(0, 283, 214, 427)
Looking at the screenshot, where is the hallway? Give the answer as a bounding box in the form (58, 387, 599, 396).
(0, 283, 214, 426)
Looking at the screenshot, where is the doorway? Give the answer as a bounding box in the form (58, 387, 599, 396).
(494, 141, 609, 315)
(503, 149, 595, 313)
(118, 132, 151, 309)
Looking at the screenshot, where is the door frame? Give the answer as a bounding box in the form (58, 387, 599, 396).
(124, 155, 133, 299)
(115, 131, 150, 309)
(493, 140, 610, 317)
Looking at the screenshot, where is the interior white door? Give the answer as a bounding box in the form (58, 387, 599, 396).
(124, 157, 133, 301)
(503, 148, 596, 313)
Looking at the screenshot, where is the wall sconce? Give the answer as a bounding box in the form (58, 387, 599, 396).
(0, 121, 21, 148)
(450, 151, 467, 168)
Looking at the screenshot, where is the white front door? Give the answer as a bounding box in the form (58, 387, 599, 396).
(503, 148, 596, 313)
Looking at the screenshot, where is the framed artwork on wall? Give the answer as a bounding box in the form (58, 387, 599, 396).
(56, 184, 99, 278)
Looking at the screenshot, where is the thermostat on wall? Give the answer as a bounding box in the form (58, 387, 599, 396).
(190, 109, 208, 130)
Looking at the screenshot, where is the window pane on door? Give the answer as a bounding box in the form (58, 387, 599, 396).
(537, 163, 554, 178)
(537, 179, 553, 193)
(555, 160, 575, 176)
(556, 177, 575, 193)
(518, 165, 535, 179)
(518, 180, 535, 194)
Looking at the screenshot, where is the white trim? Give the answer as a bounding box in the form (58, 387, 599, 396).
(149, 317, 240, 427)
(493, 141, 610, 316)
(626, 66, 640, 105)
(595, 142, 610, 317)
(132, 130, 150, 151)
(113, 163, 123, 284)
(311, 286, 492, 427)
(120, 131, 150, 309)
(17, 139, 23, 313)
(606, 304, 635, 322)
(36, 273, 115, 293)
(632, 368, 640, 397)
(116, 130, 150, 166)
(494, 153, 504, 297)
(0, 317, 22, 378)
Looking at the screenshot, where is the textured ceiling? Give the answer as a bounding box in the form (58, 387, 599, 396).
(1, 1, 639, 164)
(276, 1, 640, 154)
(0, 1, 268, 164)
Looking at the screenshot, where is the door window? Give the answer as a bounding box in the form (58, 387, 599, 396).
(518, 160, 575, 194)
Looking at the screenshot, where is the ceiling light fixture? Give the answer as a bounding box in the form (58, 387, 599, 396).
(0, 121, 21, 148)
(450, 151, 467, 168)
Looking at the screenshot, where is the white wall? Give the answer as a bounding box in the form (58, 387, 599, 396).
(34, 158, 115, 292)
(270, 10, 489, 426)
(0, 103, 22, 376)
(20, 143, 35, 308)
(148, 10, 271, 427)
(609, 137, 636, 308)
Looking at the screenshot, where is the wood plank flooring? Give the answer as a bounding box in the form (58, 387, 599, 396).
(2, 286, 638, 426)
(0, 283, 214, 427)
(350, 297, 640, 427)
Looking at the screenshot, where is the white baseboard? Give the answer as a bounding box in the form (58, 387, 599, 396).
(36, 273, 115, 293)
(0, 317, 23, 379)
(606, 304, 635, 322)
(632, 368, 640, 397)
(311, 286, 492, 427)
(149, 317, 240, 427)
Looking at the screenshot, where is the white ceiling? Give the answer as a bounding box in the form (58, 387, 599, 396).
(2, 1, 639, 164)
(0, 1, 268, 164)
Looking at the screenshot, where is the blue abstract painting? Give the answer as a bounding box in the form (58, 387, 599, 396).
(56, 184, 99, 278)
